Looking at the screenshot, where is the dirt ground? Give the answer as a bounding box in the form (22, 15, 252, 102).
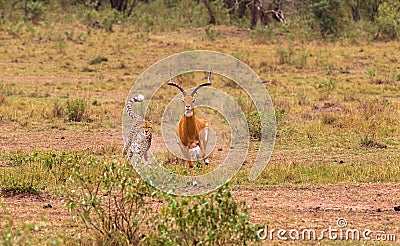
(235, 185, 400, 243)
(0, 125, 168, 153)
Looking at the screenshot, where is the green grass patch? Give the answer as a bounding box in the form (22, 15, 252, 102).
(89, 56, 108, 65)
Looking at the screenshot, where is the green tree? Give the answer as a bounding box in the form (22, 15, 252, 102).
(309, 0, 350, 39)
(375, 1, 400, 40)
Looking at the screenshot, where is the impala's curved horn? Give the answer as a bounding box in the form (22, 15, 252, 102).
(168, 70, 187, 96)
(191, 68, 212, 96)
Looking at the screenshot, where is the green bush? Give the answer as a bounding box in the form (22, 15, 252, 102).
(0, 219, 36, 246)
(251, 27, 276, 44)
(309, 0, 350, 39)
(375, 1, 400, 40)
(66, 160, 154, 245)
(82, 9, 99, 28)
(235, 95, 263, 141)
(65, 99, 87, 122)
(0, 92, 5, 105)
(276, 46, 295, 65)
(0, 0, 399, 41)
(52, 100, 64, 118)
(66, 159, 261, 245)
(89, 56, 108, 65)
(100, 9, 120, 32)
(0, 165, 44, 196)
(25, 1, 46, 24)
(246, 110, 262, 140)
(147, 186, 260, 245)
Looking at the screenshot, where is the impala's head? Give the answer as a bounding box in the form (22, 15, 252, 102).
(168, 69, 212, 117)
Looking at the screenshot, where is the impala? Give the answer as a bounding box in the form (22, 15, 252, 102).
(168, 69, 212, 175)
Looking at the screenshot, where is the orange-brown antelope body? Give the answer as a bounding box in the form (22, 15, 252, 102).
(168, 70, 212, 174)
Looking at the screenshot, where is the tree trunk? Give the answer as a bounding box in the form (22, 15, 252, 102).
(351, 6, 361, 21)
(201, 0, 216, 24)
(260, 11, 270, 26)
(250, 1, 258, 29)
(237, 0, 248, 19)
(351, 0, 362, 22)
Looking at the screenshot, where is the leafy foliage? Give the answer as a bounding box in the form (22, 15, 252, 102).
(147, 187, 260, 245)
(375, 1, 400, 40)
(0, 0, 399, 40)
(66, 159, 261, 245)
(65, 99, 87, 122)
(24, 0, 46, 24)
(0, 219, 36, 246)
(89, 55, 108, 65)
(309, 0, 350, 39)
(66, 160, 154, 244)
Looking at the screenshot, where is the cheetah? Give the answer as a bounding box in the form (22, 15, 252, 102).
(123, 95, 152, 161)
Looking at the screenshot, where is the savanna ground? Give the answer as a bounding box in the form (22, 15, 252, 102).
(0, 15, 400, 245)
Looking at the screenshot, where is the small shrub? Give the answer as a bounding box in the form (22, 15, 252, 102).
(275, 108, 285, 122)
(89, 56, 108, 65)
(321, 113, 337, 125)
(66, 159, 261, 245)
(147, 185, 261, 245)
(360, 134, 387, 149)
(82, 9, 99, 28)
(82, 67, 96, 72)
(367, 68, 376, 83)
(296, 50, 309, 69)
(53, 35, 66, 54)
(0, 219, 36, 245)
(52, 100, 64, 118)
(375, 2, 400, 40)
(66, 160, 155, 245)
(25, 0, 45, 24)
(204, 25, 220, 40)
(0, 167, 44, 196)
(1, 184, 41, 196)
(246, 110, 262, 140)
(0, 83, 6, 104)
(309, 0, 349, 39)
(0, 92, 5, 104)
(251, 27, 275, 44)
(235, 95, 270, 141)
(65, 99, 87, 122)
(276, 46, 295, 65)
(316, 78, 336, 100)
(100, 9, 120, 32)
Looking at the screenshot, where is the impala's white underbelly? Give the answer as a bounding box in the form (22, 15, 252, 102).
(189, 145, 201, 160)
